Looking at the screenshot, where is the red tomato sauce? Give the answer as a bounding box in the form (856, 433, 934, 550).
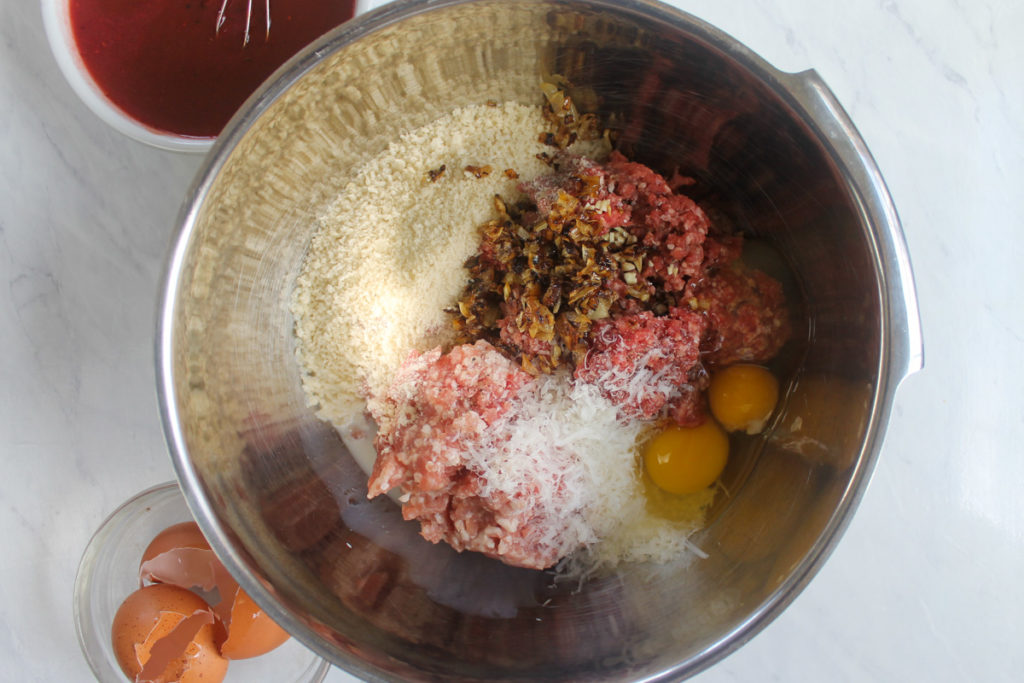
(69, 0, 356, 138)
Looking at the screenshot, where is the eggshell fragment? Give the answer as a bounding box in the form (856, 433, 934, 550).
(141, 521, 208, 556)
(136, 521, 291, 662)
(218, 587, 291, 659)
(139, 521, 234, 596)
(111, 584, 228, 683)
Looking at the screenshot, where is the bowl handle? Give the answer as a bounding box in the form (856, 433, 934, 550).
(780, 69, 924, 383)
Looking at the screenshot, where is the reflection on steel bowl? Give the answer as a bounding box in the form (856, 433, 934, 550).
(157, 0, 922, 680)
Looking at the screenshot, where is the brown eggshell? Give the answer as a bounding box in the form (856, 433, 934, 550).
(218, 586, 291, 659)
(111, 584, 228, 683)
(139, 522, 241, 618)
(136, 522, 291, 661)
(139, 522, 215, 589)
(141, 522, 209, 556)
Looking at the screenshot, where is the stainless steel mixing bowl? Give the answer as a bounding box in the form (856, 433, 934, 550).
(157, 1, 923, 680)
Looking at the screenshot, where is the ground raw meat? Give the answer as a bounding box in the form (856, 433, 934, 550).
(687, 261, 790, 366)
(604, 151, 711, 290)
(367, 340, 585, 570)
(497, 296, 556, 364)
(575, 309, 708, 426)
(520, 151, 712, 294)
(520, 153, 631, 234)
(700, 234, 744, 270)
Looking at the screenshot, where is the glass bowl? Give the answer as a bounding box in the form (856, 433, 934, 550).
(73, 481, 332, 683)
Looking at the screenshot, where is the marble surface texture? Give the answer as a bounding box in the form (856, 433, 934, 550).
(2, 0, 1021, 680)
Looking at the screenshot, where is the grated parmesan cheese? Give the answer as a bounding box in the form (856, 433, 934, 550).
(486, 373, 714, 569)
(482, 374, 647, 559)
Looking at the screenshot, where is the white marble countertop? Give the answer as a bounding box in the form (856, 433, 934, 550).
(2, 0, 1021, 680)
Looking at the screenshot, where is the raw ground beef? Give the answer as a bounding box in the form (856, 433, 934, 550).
(519, 150, 712, 293)
(367, 341, 583, 570)
(574, 309, 708, 425)
(497, 296, 557, 363)
(604, 151, 710, 289)
(521, 153, 631, 234)
(686, 261, 790, 366)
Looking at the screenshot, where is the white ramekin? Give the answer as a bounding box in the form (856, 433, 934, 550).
(40, 0, 216, 153)
(40, 0, 376, 153)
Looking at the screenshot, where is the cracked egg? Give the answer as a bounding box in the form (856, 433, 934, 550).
(73, 482, 330, 683)
(111, 521, 293, 681)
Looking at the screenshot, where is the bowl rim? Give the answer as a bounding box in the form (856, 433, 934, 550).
(155, 0, 923, 680)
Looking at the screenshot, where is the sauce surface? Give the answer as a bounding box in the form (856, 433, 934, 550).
(70, 0, 355, 138)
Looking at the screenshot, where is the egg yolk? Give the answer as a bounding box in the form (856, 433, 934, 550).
(642, 421, 729, 495)
(708, 364, 779, 434)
